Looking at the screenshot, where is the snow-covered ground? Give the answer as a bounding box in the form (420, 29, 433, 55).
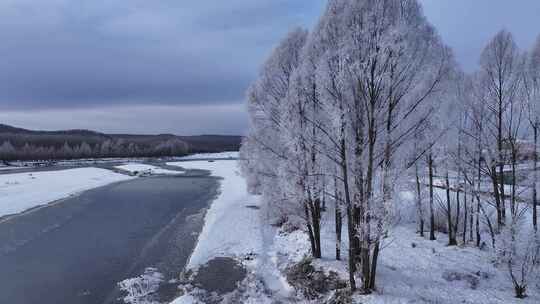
(353, 226, 539, 304)
(0, 168, 134, 217)
(248, 198, 540, 303)
(175, 151, 239, 160)
(300, 215, 540, 304)
(165, 159, 539, 304)
(115, 163, 183, 176)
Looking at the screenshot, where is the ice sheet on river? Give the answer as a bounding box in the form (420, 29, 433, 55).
(0, 167, 134, 217)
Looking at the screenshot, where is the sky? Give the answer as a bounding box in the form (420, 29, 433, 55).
(0, 0, 539, 135)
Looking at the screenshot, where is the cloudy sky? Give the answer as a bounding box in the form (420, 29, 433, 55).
(0, 0, 539, 135)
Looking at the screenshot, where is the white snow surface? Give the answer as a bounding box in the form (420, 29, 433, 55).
(115, 163, 182, 176)
(264, 206, 540, 304)
(170, 295, 198, 304)
(0, 167, 134, 217)
(167, 159, 261, 267)
(175, 151, 239, 160)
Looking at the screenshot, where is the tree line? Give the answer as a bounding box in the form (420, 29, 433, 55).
(0, 138, 189, 161)
(240, 0, 540, 298)
(0, 124, 242, 162)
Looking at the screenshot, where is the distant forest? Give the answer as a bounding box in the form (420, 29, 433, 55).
(0, 124, 241, 161)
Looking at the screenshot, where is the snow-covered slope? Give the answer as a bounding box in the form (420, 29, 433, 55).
(167, 159, 260, 267)
(0, 168, 134, 217)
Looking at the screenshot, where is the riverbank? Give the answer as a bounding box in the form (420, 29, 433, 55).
(168, 159, 294, 304)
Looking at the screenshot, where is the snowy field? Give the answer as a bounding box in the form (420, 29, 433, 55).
(115, 163, 183, 176)
(0, 168, 134, 217)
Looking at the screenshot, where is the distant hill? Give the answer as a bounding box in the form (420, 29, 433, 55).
(0, 124, 242, 161)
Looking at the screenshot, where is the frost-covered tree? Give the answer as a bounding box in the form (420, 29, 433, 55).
(243, 0, 453, 293)
(497, 200, 540, 298)
(525, 34, 540, 231)
(60, 142, 74, 159)
(0, 141, 16, 160)
(240, 28, 313, 251)
(477, 30, 525, 230)
(453, 73, 482, 245)
(335, 0, 451, 291)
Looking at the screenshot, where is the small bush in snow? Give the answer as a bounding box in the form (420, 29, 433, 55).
(286, 258, 347, 300)
(496, 219, 540, 298)
(441, 271, 480, 289)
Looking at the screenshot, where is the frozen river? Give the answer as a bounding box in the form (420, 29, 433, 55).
(0, 173, 219, 304)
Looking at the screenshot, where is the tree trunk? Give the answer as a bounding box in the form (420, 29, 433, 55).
(361, 247, 371, 292)
(479, 201, 496, 248)
(335, 195, 342, 260)
(469, 192, 474, 242)
(510, 143, 517, 218)
(312, 198, 322, 258)
(446, 171, 457, 246)
(359, 98, 377, 294)
(533, 124, 538, 232)
(340, 138, 356, 291)
(346, 205, 356, 291)
(476, 142, 482, 247)
(455, 187, 461, 243)
(476, 197, 481, 247)
(499, 163, 506, 225)
(304, 201, 317, 257)
(415, 163, 424, 237)
(463, 190, 468, 244)
(491, 167, 503, 232)
(514, 284, 527, 299)
(369, 241, 380, 290)
(498, 91, 506, 227)
(428, 154, 436, 240)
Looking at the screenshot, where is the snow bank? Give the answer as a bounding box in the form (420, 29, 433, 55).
(0, 168, 134, 217)
(167, 159, 292, 303)
(167, 160, 260, 267)
(115, 163, 183, 176)
(176, 151, 239, 160)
